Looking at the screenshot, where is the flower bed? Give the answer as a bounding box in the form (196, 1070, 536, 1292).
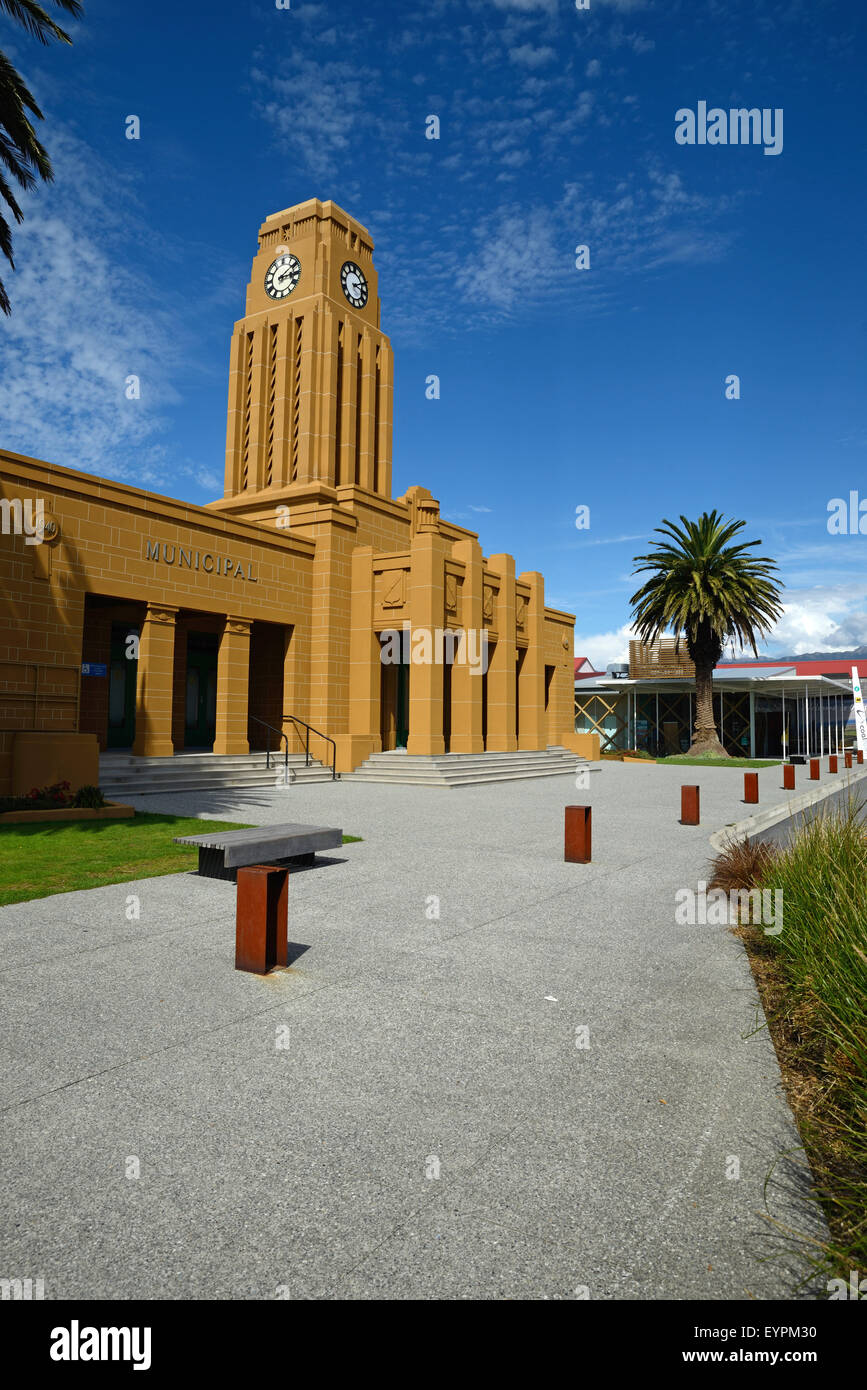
(0, 781, 133, 824)
(0, 802, 134, 825)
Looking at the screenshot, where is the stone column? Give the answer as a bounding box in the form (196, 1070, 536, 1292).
(338, 320, 359, 488)
(246, 325, 269, 492)
(296, 305, 321, 485)
(347, 545, 381, 766)
(307, 517, 355, 763)
(314, 304, 339, 486)
(517, 571, 546, 750)
(357, 328, 377, 491)
(132, 603, 178, 757)
(406, 527, 447, 756)
(548, 647, 574, 746)
(485, 554, 517, 752)
(224, 328, 246, 497)
(213, 615, 251, 755)
(449, 537, 485, 753)
(377, 340, 394, 497)
(282, 621, 309, 757)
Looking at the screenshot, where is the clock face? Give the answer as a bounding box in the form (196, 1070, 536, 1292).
(264, 253, 301, 300)
(340, 260, 368, 309)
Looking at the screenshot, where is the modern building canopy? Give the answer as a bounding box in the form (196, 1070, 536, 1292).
(575, 647, 854, 758)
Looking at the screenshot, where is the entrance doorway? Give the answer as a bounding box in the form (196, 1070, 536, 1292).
(442, 656, 452, 753)
(184, 633, 218, 749)
(380, 643, 409, 750)
(107, 624, 139, 748)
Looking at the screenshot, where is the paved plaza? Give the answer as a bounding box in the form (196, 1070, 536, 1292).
(3, 760, 863, 1300)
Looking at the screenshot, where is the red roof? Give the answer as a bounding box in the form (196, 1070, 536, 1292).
(574, 656, 600, 678)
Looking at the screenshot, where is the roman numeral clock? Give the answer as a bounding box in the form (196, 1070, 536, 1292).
(340, 260, 368, 309)
(263, 253, 301, 300)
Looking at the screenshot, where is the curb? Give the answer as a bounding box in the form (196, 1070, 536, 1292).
(708, 765, 867, 854)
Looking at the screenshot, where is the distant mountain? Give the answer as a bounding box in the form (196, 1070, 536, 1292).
(720, 648, 867, 664)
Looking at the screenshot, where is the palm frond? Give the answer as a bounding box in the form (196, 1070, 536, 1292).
(0, 3, 77, 310)
(629, 510, 785, 658)
(0, 0, 82, 47)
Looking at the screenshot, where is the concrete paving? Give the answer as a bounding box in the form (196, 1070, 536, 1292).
(1, 759, 856, 1300)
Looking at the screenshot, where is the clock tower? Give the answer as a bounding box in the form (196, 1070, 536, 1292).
(217, 198, 394, 510)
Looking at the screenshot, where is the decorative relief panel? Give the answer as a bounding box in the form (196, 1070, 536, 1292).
(377, 570, 407, 609)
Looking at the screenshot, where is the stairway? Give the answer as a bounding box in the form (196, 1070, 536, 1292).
(98, 751, 336, 798)
(342, 746, 591, 787)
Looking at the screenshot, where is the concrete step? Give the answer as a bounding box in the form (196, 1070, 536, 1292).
(99, 753, 315, 770)
(98, 751, 335, 795)
(343, 747, 589, 787)
(341, 767, 583, 787)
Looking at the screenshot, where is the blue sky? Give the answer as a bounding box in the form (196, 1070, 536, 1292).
(0, 0, 865, 665)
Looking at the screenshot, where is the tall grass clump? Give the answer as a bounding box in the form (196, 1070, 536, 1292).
(736, 797, 867, 1277)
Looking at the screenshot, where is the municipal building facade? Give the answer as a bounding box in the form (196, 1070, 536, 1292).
(0, 199, 587, 794)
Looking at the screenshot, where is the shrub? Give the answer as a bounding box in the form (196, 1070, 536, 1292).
(714, 799, 867, 1281)
(708, 835, 778, 896)
(72, 785, 106, 809)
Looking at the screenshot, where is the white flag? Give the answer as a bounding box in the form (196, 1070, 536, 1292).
(852, 666, 867, 754)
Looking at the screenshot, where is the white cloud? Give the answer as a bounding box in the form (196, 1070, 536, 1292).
(0, 130, 186, 482)
(765, 583, 867, 654)
(585, 59, 601, 77)
(508, 43, 556, 68)
(253, 55, 378, 182)
(491, 0, 557, 11)
(572, 622, 635, 670)
(454, 206, 565, 311)
(574, 584, 867, 669)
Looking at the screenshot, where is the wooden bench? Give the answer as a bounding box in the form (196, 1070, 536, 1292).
(173, 823, 343, 880)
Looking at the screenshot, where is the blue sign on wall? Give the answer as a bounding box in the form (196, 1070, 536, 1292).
(81, 663, 107, 677)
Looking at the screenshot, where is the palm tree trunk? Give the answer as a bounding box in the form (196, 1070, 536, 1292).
(688, 661, 728, 757)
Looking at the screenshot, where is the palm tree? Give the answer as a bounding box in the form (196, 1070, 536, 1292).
(630, 512, 784, 758)
(0, 0, 83, 316)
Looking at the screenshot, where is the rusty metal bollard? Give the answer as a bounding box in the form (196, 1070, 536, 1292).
(783, 763, 795, 791)
(744, 772, 759, 804)
(235, 864, 289, 974)
(859, 750, 864, 765)
(809, 758, 820, 780)
(829, 755, 838, 774)
(845, 751, 853, 769)
(680, 785, 700, 825)
(565, 805, 591, 863)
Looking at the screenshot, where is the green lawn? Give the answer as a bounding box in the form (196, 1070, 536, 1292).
(0, 814, 362, 906)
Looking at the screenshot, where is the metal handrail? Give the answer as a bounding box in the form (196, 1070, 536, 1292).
(284, 714, 338, 780)
(248, 715, 289, 776)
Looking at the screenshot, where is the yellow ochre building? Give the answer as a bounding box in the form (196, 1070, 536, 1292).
(0, 199, 590, 794)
